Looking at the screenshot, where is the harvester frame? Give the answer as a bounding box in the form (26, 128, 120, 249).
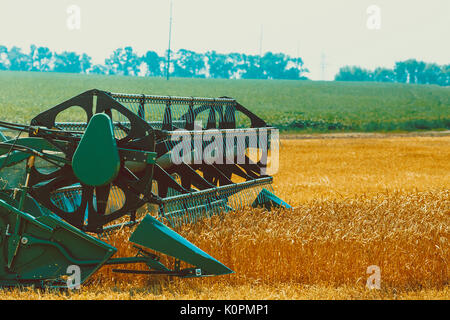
(0, 89, 290, 288)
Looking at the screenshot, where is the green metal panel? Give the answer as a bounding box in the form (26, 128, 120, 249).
(0, 151, 30, 170)
(253, 188, 292, 210)
(0, 137, 62, 156)
(72, 113, 120, 186)
(0, 137, 68, 168)
(0, 192, 117, 288)
(129, 214, 233, 276)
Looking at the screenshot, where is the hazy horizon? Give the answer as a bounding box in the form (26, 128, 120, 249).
(0, 0, 448, 80)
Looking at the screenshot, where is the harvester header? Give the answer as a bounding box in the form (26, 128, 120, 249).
(0, 89, 290, 288)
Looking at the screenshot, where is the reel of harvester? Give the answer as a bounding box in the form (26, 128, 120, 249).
(0, 89, 290, 288)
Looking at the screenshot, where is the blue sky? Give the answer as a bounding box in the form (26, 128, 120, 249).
(0, 0, 448, 79)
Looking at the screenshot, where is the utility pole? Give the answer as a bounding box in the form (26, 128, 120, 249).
(166, 0, 173, 80)
(259, 25, 263, 78)
(297, 40, 301, 77)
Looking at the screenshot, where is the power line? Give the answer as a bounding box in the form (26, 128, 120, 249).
(166, 0, 173, 81)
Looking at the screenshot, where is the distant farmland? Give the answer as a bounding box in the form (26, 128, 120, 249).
(0, 70, 448, 132)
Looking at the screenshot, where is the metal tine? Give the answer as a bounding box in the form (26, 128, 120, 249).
(160, 204, 172, 228)
(192, 195, 200, 222)
(192, 196, 199, 223)
(207, 199, 215, 218)
(168, 204, 176, 228)
(223, 188, 233, 212)
(228, 189, 236, 211)
(241, 188, 248, 208)
(209, 192, 221, 218)
(177, 201, 184, 226)
(178, 198, 187, 225)
(176, 200, 184, 225)
(194, 196, 202, 223)
(238, 191, 246, 209)
(217, 197, 228, 216)
(240, 188, 247, 207)
(196, 196, 203, 222)
(206, 195, 214, 218)
(201, 196, 208, 219)
(195, 196, 203, 222)
(228, 189, 236, 210)
(254, 186, 264, 207)
(184, 199, 190, 225)
(186, 198, 194, 223)
(186, 197, 193, 224)
(176, 200, 187, 226)
(191, 197, 198, 223)
(170, 201, 178, 222)
(236, 187, 243, 209)
(172, 213, 178, 229)
(171, 211, 178, 228)
(188, 198, 195, 225)
(215, 197, 223, 216)
(224, 188, 233, 209)
(203, 195, 211, 219)
(159, 177, 273, 228)
(125, 101, 138, 116)
(171, 204, 178, 228)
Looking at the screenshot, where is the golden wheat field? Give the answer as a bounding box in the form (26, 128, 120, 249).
(0, 135, 449, 300)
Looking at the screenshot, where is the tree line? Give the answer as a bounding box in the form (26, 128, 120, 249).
(0, 45, 308, 80)
(335, 60, 449, 86)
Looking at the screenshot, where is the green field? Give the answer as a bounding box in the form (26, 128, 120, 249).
(0, 71, 449, 132)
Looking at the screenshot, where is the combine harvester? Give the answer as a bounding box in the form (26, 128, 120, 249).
(0, 89, 290, 288)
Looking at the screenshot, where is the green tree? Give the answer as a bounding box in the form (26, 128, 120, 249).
(53, 51, 81, 73)
(261, 52, 287, 79)
(206, 51, 234, 79)
(80, 53, 92, 73)
(90, 64, 108, 75)
(373, 67, 395, 82)
(403, 59, 426, 84)
(241, 54, 264, 79)
(437, 65, 450, 86)
(7, 46, 31, 71)
(105, 47, 139, 76)
(30, 46, 52, 72)
(0, 46, 9, 70)
(261, 53, 308, 80)
(417, 63, 440, 84)
(227, 53, 247, 79)
(141, 51, 162, 76)
(335, 66, 373, 81)
(394, 61, 408, 83)
(173, 49, 206, 78)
